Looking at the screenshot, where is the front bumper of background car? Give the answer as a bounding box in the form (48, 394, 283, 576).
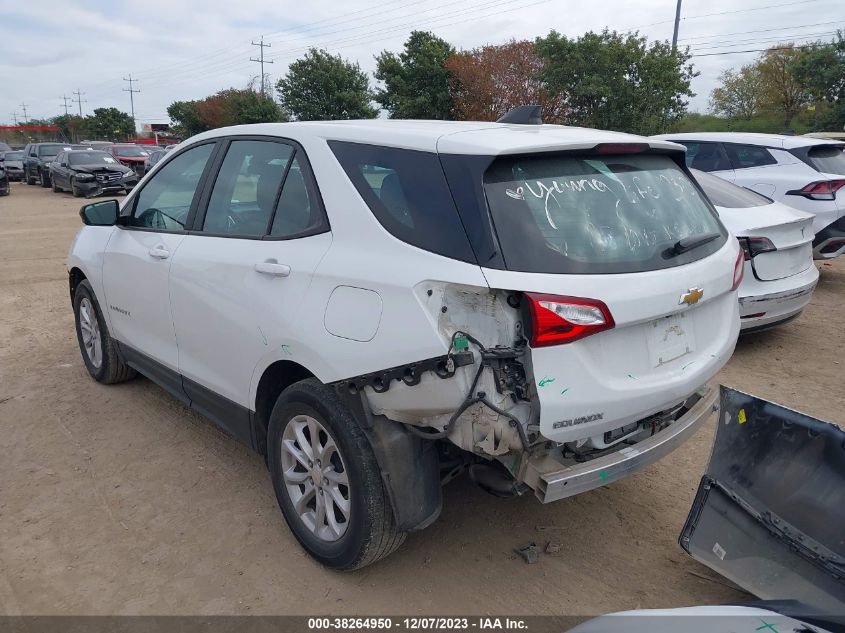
(75, 174, 137, 197)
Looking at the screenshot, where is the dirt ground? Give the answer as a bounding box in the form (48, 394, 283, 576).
(1, 182, 842, 616)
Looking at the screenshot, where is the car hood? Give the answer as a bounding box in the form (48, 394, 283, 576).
(680, 386, 845, 612)
(4, 160, 23, 168)
(73, 164, 133, 174)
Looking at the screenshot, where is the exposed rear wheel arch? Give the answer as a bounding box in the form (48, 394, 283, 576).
(254, 360, 314, 457)
(69, 267, 87, 303)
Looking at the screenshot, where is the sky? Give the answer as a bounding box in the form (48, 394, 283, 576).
(0, 0, 842, 129)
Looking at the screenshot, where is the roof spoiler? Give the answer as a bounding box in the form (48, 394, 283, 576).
(496, 105, 543, 125)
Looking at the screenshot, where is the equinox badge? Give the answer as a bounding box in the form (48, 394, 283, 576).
(679, 287, 704, 306)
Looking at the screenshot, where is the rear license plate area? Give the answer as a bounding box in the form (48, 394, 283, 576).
(647, 312, 695, 368)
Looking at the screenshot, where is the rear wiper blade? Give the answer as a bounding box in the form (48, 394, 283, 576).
(666, 232, 721, 257)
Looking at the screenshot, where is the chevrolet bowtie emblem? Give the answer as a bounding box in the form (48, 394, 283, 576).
(679, 287, 704, 306)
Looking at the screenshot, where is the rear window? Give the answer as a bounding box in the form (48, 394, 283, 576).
(691, 169, 772, 208)
(329, 141, 476, 263)
(483, 153, 726, 274)
(806, 145, 845, 175)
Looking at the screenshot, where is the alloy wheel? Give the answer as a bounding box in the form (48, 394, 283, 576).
(78, 297, 103, 369)
(280, 414, 351, 542)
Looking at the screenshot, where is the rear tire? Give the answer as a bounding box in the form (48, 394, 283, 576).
(267, 379, 405, 570)
(73, 280, 136, 384)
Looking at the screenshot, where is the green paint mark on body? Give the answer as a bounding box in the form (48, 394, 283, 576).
(627, 374, 637, 380)
(599, 469, 609, 482)
(560, 388, 569, 396)
(681, 361, 696, 371)
(538, 377, 556, 387)
(280, 344, 292, 356)
(756, 620, 779, 633)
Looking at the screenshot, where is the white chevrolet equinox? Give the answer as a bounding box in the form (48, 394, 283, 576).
(67, 113, 742, 569)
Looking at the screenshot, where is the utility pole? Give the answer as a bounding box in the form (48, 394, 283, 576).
(73, 89, 87, 117)
(10, 112, 18, 125)
(671, 0, 683, 50)
(61, 95, 72, 116)
(19, 103, 29, 124)
(123, 74, 140, 121)
(250, 37, 273, 97)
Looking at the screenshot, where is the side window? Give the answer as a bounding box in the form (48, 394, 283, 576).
(202, 140, 293, 237)
(269, 156, 323, 238)
(329, 141, 476, 263)
(128, 143, 214, 231)
(724, 144, 777, 169)
(681, 142, 731, 172)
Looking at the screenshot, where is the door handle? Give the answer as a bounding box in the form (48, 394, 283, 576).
(148, 246, 170, 259)
(254, 260, 291, 277)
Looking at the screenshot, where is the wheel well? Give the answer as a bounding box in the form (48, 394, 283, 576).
(254, 360, 314, 456)
(69, 267, 86, 302)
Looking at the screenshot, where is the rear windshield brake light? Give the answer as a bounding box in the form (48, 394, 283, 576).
(593, 143, 650, 155)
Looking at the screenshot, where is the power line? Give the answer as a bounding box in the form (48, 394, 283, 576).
(72, 89, 87, 117)
(690, 44, 816, 57)
(250, 37, 273, 97)
(678, 20, 843, 43)
(624, 0, 821, 32)
(690, 30, 837, 52)
(123, 74, 141, 121)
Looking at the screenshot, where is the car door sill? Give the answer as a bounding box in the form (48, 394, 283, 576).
(115, 341, 255, 451)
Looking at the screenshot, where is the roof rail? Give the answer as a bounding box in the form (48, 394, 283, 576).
(496, 105, 543, 125)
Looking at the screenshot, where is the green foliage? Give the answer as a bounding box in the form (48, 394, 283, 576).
(167, 89, 285, 138)
(535, 29, 696, 135)
(374, 31, 455, 119)
(709, 65, 763, 120)
(52, 114, 86, 143)
(671, 111, 812, 134)
(276, 48, 377, 121)
(81, 107, 135, 141)
(791, 32, 845, 131)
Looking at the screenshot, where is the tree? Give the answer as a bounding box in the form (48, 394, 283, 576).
(535, 29, 696, 135)
(276, 48, 377, 121)
(374, 31, 455, 119)
(82, 107, 135, 141)
(791, 33, 845, 130)
(167, 100, 208, 137)
(446, 40, 566, 123)
(709, 64, 764, 120)
(53, 114, 86, 143)
(168, 88, 284, 137)
(757, 44, 810, 128)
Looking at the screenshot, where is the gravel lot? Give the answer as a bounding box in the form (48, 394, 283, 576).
(1, 182, 842, 616)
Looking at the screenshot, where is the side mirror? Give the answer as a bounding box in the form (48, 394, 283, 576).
(79, 199, 119, 226)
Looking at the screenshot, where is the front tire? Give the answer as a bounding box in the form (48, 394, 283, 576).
(73, 280, 136, 384)
(52, 177, 61, 192)
(71, 177, 82, 197)
(268, 379, 405, 570)
(25, 169, 36, 185)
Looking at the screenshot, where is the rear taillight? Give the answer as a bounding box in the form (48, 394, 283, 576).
(593, 142, 649, 155)
(524, 293, 615, 347)
(731, 246, 745, 291)
(739, 236, 776, 261)
(787, 179, 845, 201)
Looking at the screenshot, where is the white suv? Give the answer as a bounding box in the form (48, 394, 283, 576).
(654, 132, 845, 259)
(68, 118, 742, 569)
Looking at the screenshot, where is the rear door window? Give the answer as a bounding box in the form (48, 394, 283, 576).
(329, 141, 476, 263)
(724, 144, 777, 169)
(679, 142, 732, 172)
(691, 169, 773, 208)
(483, 153, 726, 274)
(804, 145, 845, 174)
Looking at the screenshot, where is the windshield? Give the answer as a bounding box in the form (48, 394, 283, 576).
(691, 169, 773, 208)
(483, 153, 726, 274)
(68, 151, 119, 166)
(114, 146, 148, 157)
(4, 151, 23, 160)
(38, 144, 72, 158)
(806, 145, 845, 175)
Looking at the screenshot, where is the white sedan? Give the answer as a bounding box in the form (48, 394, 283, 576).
(692, 169, 818, 332)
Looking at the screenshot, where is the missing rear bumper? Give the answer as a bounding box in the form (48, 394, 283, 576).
(526, 386, 718, 503)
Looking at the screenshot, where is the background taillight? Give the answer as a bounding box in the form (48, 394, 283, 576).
(739, 236, 776, 261)
(731, 246, 745, 290)
(788, 179, 845, 201)
(524, 293, 615, 347)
